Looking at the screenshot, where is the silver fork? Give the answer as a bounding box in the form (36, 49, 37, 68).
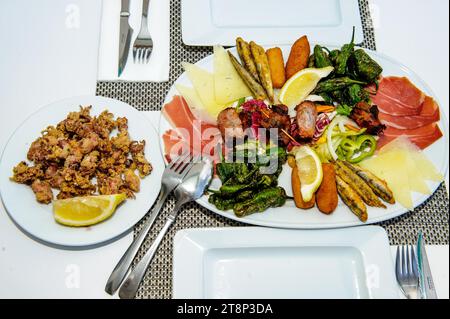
(133, 0, 153, 63)
(396, 245, 420, 299)
(105, 152, 194, 295)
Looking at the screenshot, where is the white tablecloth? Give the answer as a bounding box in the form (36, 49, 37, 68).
(0, 0, 448, 299)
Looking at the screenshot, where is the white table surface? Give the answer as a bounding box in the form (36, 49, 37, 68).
(0, 0, 448, 299)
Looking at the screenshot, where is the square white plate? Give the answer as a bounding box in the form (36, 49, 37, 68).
(173, 226, 398, 299)
(181, 0, 364, 46)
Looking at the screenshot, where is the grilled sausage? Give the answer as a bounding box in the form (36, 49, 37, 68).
(217, 107, 245, 141)
(295, 101, 317, 139)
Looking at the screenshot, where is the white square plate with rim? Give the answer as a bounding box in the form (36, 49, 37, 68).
(181, 0, 364, 46)
(173, 226, 398, 299)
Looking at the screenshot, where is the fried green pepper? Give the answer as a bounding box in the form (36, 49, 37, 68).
(328, 49, 340, 65)
(234, 187, 287, 217)
(335, 27, 356, 75)
(208, 194, 236, 211)
(352, 49, 383, 82)
(313, 45, 332, 68)
(313, 77, 366, 93)
(345, 84, 370, 105)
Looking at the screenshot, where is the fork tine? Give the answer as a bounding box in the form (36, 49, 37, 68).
(402, 245, 407, 277)
(406, 245, 413, 278)
(133, 47, 137, 63)
(396, 246, 402, 279)
(138, 48, 142, 63)
(145, 49, 151, 63)
(168, 152, 191, 170)
(178, 155, 198, 179)
(176, 156, 194, 178)
(175, 153, 194, 174)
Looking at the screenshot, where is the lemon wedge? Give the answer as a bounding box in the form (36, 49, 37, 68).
(53, 194, 126, 227)
(294, 146, 323, 202)
(279, 66, 334, 109)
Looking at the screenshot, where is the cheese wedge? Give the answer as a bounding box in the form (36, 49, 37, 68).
(213, 45, 252, 104)
(182, 62, 226, 120)
(360, 136, 443, 210)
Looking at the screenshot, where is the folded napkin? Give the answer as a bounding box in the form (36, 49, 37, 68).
(97, 0, 170, 82)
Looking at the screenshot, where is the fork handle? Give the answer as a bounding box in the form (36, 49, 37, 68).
(104, 186, 168, 295)
(142, 0, 150, 18)
(118, 204, 181, 299)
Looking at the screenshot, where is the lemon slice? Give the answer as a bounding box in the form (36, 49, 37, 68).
(279, 66, 334, 109)
(53, 194, 126, 227)
(294, 146, 323, 202)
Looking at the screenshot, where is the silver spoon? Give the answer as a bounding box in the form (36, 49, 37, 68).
(118, 157, 213, 299)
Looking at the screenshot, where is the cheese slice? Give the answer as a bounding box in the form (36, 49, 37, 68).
(404, 151, 431, 195)
(410, 151, 444, 182)
(361, 151, 413, 210)
(361, 136, 443, 210)
(213, 45, 251, 105)
(182, 62, 226, 120)
(380, 136, 443, 182)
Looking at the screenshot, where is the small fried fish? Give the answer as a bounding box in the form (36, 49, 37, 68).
(342, 161, 395, 205)
(236, 37, 259, 83)
(335, 161, 386, 208)
(336, 175, 368, 222)
(228, 52, 268, 101)
(250, 41, 275, 103)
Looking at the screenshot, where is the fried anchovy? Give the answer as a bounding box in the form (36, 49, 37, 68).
(335, 161, 386, 208)
(250, 41, 274, 103)
(228, 51, 268, 101)
(342, 161, 395, 204)
(236, 37, 260, 82)
(336, 175, 368, 222)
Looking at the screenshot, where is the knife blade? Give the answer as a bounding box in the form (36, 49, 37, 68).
(417, 232, 438, 299)
(118, 0, 133, 77)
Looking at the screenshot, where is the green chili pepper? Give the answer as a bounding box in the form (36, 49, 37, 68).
(314, 45, 332, 68)
(319, 92, 334, 104)
(328, 49, 340, 65)
(208, 194, 236, 211)
(313, 77, 366, 94)
(234, 187, 287, 217)
(352, 49, 383, 82)
(335, 27, 356, 75)
(337, 135, 377, 163)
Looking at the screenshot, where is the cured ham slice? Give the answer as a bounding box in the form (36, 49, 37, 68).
(373, 77, 425, 113)
(378, 123, 443, 150)
(378, 107, 440, 130)
(162, 95, 221, 162)
(371, 76, 443, 150)
(420, 96, 440, 116)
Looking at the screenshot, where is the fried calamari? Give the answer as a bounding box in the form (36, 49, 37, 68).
(11, 106, 152, 203)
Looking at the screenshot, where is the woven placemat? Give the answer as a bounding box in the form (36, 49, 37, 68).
(96, 0, 449, 299)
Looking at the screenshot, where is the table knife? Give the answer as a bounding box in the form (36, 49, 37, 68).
(417, 232, 438, 299)
(118, 0, 133, 77)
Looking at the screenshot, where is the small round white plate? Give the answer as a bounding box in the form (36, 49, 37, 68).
(0, 96, 164, 247)
(159, 46, 449, 229)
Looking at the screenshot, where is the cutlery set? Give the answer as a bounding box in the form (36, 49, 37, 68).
(118, 0, 153, 77)
(395, 232, 437, 299)
(105, 153, 213, 299)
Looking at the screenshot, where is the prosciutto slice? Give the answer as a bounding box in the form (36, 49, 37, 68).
(378, 123, 443, 150)
(162, 95, 221, 162)
(373, 77, 425, 114)
(372, 76, 443, 150)
(378, 107, 440, 130)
